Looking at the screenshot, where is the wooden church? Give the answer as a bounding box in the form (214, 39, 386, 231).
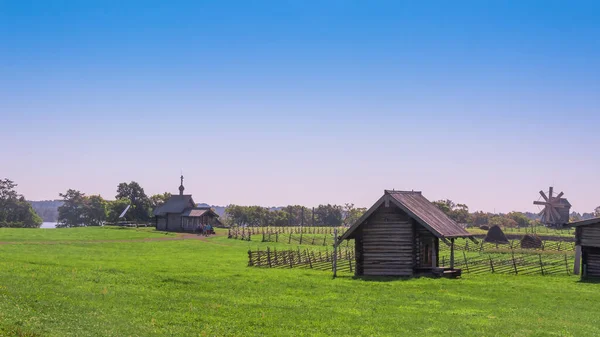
(153, 176, 222, 232)
(337, 190, 474, 277)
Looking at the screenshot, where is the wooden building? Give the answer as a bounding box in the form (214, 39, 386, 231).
(153, 176, 222, 232)
(571, 218, 600, 278)
(337, 190, 474, 277)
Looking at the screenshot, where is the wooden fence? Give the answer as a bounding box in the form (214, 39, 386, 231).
(248, 246, 355, 273)
(228, 227, 352, 246)
(440, 251, 574, 276)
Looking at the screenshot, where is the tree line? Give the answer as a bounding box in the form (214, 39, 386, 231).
(432, 199, 600, 228)
(223, 204, 366, 227)
(0, 179, 42, 228)
(56, 182, 172, 227)
(2, 176, 600, 229)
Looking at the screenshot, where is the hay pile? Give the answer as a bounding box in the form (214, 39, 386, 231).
(520, 234, 542, 249)
(484, 225, 509, 244)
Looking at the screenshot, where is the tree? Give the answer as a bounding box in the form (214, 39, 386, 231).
(57, 189, 87, 227)
(433, 199, 471, 224)
(107, 198, 131, 223)
(507, 212, 531, 228)
(489, 215, 517, 228)
(0, 178, 42, 228)
(432, 199, 454, 216)
(116, 181, 151, 222)
(471, 211, 489, 227)
(342, 203, 366, 226)
(83, 195, 108, 226)
(314, 204, 343, 227)
(150, 192, 172, 210)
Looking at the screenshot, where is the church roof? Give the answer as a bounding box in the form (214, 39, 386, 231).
(152, 195, 195, 216)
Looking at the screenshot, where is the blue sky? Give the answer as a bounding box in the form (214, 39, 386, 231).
(1, 1, 599, 213)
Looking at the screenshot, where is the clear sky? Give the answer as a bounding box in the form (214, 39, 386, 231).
(1, 1, 598, 213)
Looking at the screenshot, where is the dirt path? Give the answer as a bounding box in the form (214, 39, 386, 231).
(0, 231, 229, 246)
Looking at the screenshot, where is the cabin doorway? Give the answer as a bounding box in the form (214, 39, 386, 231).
(420, 238, 434, 267)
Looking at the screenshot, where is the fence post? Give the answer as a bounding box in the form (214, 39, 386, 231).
(489, 256, 495, 273)
(565, 253, 570, 275)
(288, 232, 292, 244)
(333, 228, 338, 278)
(312, 237, 315, 245)
(463, 251, 469, 273)
(267, 247, 272, 268)
(512, 251, 518, 275)
(289, 251, 294, 268)
(323, 235, 327, 246)
(307, 250, 313, 268)
(538, 254, 545, 275)
(248, 250, 253, 266)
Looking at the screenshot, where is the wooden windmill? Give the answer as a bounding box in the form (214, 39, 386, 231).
(533, 186, 571, 227)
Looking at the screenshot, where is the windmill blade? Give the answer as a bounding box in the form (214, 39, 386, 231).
(540, 208, 548, 223)
(555, 192, 564, 199)
(549, 187, 553, 200)
(550, 206, 561, 224)
(539, 190, 549, 201)
(533, 201, 548, 206)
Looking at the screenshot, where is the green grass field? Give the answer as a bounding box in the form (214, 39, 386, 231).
(1, 228, 599, 336)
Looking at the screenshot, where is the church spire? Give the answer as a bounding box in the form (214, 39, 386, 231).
(179, 175, 185, 195)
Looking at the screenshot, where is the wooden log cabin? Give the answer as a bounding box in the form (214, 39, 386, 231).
(571, 217, 600, 279)
(152, 176, 222, 232)
(337, 190, 474, 278)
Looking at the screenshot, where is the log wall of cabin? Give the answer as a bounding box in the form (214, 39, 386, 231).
(579, 225, 600, 278)
(167, 213, 181, 231)
(354, 229, 364, 276)
(579, 226, 600, 248)
(360, 204, 414, 277)
(156, 216, 167, 231)
(583, 247, 600, 277)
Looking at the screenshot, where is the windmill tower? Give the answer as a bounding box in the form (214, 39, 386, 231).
(533, 186, 571, 227)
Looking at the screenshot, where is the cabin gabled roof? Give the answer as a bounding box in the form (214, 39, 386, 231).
(339, 190, 472, 241)
(153, 195, 196, 216)
(568, 217, 600, 227)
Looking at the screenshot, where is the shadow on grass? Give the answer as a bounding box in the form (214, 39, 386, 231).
(332, 275, 413, 282)
(578, 277, 600, 284)
(334, 274, 461, 282)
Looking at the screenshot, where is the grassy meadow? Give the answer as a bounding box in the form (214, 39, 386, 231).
(0, 227, 599, 336)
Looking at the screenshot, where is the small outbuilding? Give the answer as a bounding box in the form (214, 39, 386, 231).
(338, 190, 474, 277)
(570, 217, 600, 278)
(153, 176, 222, 232)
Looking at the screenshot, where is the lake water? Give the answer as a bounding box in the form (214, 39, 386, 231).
(41, 222, 58, 229)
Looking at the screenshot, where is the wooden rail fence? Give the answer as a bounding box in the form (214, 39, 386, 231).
(248, 246, 355, 273)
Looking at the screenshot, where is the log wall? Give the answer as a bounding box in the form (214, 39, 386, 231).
(360, 204, 414, 276)
(584, 247, 600, 277)
(580, 226, 600, 248)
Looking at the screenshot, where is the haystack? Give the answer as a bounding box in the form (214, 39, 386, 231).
(484, 225, 509, 244)
(479, 225, 489, 231)
(520, 234, 542, 249)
